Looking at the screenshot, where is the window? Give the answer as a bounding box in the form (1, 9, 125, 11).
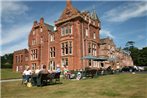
(40, 28, 43, 32)
(61, 27, 64, 36)
(53, 47, 55, 57)
(61, 43, 65, 55)
(69, 25, 72, 34)
(50, 35, 55, 42)
(85, 29, 88, 36)
(93, 32, 96, 39)
(32, 63, 36, 70)
(50, 47, 52, 57)
(61, 41, 73, 56)
(98, 23, 100, 27)
(61, 25, 72, 36)
(49, 61, 55, 71)
(33, 30, 35, 35)
(50, 47, 55, 58)
(69, 41, 72, 54)
(31, 49, 37, 60)
(65, 42, 68, 55)
(92, 44, 97, 56)
(88, 43, 91, 54)
(32, 39, 36, 45)
(62, 58, 68, 66)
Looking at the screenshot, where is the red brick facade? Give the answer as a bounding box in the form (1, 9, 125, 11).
(13, 0, 100, 72)
(13, 0, 133, 72)
(99, 37, 133, 70)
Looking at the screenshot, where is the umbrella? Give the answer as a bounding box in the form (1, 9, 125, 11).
(81, 55, 97, 60)
(93, 56, 108, 61)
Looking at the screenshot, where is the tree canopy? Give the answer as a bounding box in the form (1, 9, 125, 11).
(1, 53, 13, 68)
(124, 41, 147, 66)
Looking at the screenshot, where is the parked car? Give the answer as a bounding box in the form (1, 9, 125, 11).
(121, 66, 137, 72)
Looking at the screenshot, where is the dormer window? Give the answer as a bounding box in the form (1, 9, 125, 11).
(40, 28, 43, 32)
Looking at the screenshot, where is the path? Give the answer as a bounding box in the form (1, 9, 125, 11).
(0, 79, 22, 83)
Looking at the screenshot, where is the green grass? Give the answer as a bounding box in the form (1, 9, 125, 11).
(1, 73, 147, 98)
(1, 69, 22, 80)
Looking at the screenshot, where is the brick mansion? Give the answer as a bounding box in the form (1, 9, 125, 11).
(13, 0, 133, 72)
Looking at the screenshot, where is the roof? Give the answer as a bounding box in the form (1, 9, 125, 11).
(90, 9, 100, 22)
(44, 23, 54, 32)
(100, 37, 115, 46)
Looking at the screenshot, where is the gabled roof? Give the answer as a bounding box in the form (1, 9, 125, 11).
(58, 0, 80, 21)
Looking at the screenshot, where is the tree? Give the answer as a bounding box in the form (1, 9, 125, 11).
(124, 41, 135, 51)
(124, 41, 147, 66)
(1, 53, 13, 68)
(138, 47, 147, 66)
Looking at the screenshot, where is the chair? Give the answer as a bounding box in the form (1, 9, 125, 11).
(37, 73, 48, 86)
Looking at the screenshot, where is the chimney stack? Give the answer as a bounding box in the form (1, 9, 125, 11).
(34, 20, 37, 26)
(40, 17, 44, 24)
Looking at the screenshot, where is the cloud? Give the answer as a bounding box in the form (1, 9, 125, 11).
(1, 23, 32, 46)
(100, 29, 115, 39)
(103, 2, 147, 22)
(1, 1, 29, 23)
(1, 22, 32, 56)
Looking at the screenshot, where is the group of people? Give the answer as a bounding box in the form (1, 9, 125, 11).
(22, 64, 82, 87)
(22, 64, 61, 85)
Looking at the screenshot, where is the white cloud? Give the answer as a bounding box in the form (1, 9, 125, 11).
(100, 29, 115, 39)
(1, 1, 29, 23)
(103, 2, 147, 22)
(1, 22, 32, 56)
(1, 23, 32, 46)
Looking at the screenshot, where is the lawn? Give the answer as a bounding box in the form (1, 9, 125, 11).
(1, 69, 22, 80)
(1, 73, 147, 98)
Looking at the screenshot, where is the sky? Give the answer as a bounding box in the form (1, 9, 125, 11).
(1, 0, 147, 56)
